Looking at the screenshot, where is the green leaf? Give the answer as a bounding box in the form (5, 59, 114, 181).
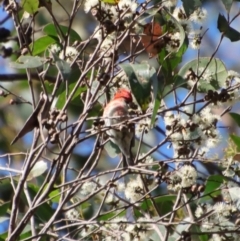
(30, 35, 58, 56)
(151, 74, 160, 126)
(25, 183, 54, 222)
(0, 180, 13, 199)
(0, 202, 10, 217)
(221, 0, 233, 11)
(48, 189, 61, 203)
(120, 63, 156, 112)
(167, 38, 188, 72)
(230, 134, 240, 151)
(0, 231, 7, 240)
(178, 57, 228, 93)
(140, 195, 175, 216)
(217, 14, 240, 42)
(43, 23, 81, 43)
(158, 40, 187, 83)
(21, 0, 39, 14)
(165, 8, 186, 53)
(170, 217, 191, 239)
(182, 0, 202, 17)
(100, 0, 118, 4)
(150, 225, 167, 241)
(202, 174, 225, 201)
(98, 210, 125, 221)
(192, 225, 208, 241)
(10, 56, 45, 69)
(51, 52, 71, 80)
(229, 112, 240, 127)
(56, 85, 86, 109)
(45, 64, 84, 108)
(19, 224, 32, 240)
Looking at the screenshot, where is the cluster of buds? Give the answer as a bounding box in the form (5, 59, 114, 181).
(204, 89, 231, 104)
(0, 90, 8, 98)
(185, 183, 205, 197)
(42, 109, 68, 144)
(154, 162, 169, 184)
(185, 68, 198, 81)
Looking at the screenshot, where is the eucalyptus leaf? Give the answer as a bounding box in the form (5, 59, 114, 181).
(178, 57, 227, 93)
(182, 0, 202, 17)
(56, 85, 86, 109)
(230, 134, 240, 151)
(170, 217, 191, 239)
(51, 52, 71, 80)
(221, 0, 233, 11)
(43, 23, 81, 43)
(10, 56, 45, 69)
(0, 202, 10, 217)
(218, 14, 240, 42)
(229, 112, 240, 127)
(201, 174, 225, 201)
(26, 183, 54, 222)
(21, 0, 39, 14)
(120, 63, 156, 112)
(30, 35, 58, 56)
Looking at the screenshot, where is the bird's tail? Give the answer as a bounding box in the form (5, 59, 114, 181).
(122, 147, 134, 168)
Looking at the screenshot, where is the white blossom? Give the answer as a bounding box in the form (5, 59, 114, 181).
(80, 181, 97, 196)
(173, 6, 188, 24)
(80, 224, 96, 238)
(211, 234, 223, 241)
(118, 0, 138, 12)
(222, 168, 235, 177)
(121, 232, 132, 241)
(190, 8, 207, 24)
(125, 175, 144, 203)
(49, 44, 61, 54)
(190, 36, 201, 49)
(105, 193, 118, 204)
(195, 205, 204, 218)
(65, 208, 79, 220)
(213, 202, 237, 217)
(59, 46, 78, 63)
(135, 117, 153, 134)
(166, 32, 180, 53)
(110, 217, 127, 230)
(84, 0, 99, 12)
(117, 182, 125, 192)
(227, 70, 240, 84)
(178, 165, 198, 188)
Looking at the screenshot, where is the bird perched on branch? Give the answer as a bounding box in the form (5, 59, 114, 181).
(103, 89, 135, 167)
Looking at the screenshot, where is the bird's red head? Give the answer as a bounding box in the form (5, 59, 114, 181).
(113, 89, 132, 103)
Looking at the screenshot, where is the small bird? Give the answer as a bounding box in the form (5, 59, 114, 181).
(103, 89, 135, 167)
